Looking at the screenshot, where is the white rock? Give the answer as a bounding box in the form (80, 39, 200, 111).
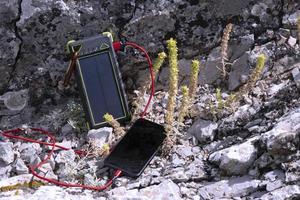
(0, 142, 14, 164)
(292, 67, 300, 88)
(15, 158, 29, 174)
(209, 137, 259, 175)
(20, 143, 41, 165)
(287, 36, 297, 47)
(86, 127, 112, 147)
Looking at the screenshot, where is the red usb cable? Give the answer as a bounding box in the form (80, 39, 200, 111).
(1, 41, 154, 191)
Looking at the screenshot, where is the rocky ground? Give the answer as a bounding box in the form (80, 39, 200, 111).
(1, 0, 300, 199)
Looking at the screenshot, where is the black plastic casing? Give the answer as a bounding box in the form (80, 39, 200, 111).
(68, 35, 130, 129)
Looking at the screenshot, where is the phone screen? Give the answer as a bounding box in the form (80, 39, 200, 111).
(104, 118, 166, 177)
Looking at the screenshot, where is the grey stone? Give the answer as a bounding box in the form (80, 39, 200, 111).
(261, 107, 300, 156)
(14, 158, 29, 175)
(209, 137, 258, 175)
(228, 53, 251, 91)
(108, 179, 181, 200)
(188, 119, 218, 144)
(259, 185, 300, 200)
(0, 142, 14, 164)
(228, 34, 254, 61)
(86, 127, 112, 147)
(198, 176, 261, 199)
(199, 48, 222, 85)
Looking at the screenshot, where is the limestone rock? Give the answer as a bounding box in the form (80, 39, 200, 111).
(209, 137, 258, 175)
(14, 158, 29, 175)
(0, 142, 14, 164)
(261, 107, 300, 156)
(259, 185, 300, 200)
(198, 176, 261, 199)
(188, 119, 218, 144)
(86, 127, 112, 147)
(108, 179, 181, 200)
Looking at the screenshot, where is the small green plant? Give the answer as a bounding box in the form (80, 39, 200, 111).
(240, 54, 266, 94)
(153, 52, 167, 78)
(223, 54, 266, 112)
(162, 38, 179, 156)
(0, 180, 46, 192)
(178, 85, 189, 123)
(216, 88, 224, 110)
(189, 59, 200, 101)
(87, 141, 110, 157)
(103, 113, 125, 140)
(165, 38, 179, 129)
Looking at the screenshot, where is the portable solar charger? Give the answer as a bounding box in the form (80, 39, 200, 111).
(66, 35, 130, 129)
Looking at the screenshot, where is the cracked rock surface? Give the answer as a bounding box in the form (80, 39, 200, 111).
(0, 0, 300, 199)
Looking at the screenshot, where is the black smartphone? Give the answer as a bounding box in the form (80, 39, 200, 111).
(67, 35, 130, 129)
(104, 118, 166, 177)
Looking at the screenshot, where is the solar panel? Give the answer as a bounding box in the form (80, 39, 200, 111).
(68, 35, 130, 128)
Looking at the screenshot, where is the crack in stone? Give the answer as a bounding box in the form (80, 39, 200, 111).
(2, 0, 24, 94)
